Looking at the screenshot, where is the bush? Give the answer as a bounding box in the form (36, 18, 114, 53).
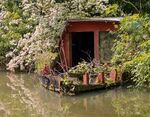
(35, 51, 58, 70)
(125, 53, 150, 87)
(112, 15, 150, 87)
(68, 61, 91, 77)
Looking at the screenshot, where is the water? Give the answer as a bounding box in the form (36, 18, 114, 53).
(0, 72, 149, 117)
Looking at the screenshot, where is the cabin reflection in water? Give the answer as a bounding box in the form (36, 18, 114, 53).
(38, 87, 119, 117)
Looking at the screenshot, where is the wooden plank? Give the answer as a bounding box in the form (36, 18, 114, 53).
(94, 30, 100, 63)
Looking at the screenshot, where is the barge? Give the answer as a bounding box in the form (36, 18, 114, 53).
(38, 67, 122, 96)
(37, 18, 124, 95)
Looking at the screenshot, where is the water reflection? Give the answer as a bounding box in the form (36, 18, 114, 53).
(36, 88, 128, 117)
(112, 89, 150, 117)
(0, 101, 11, 117)
(6, 73, 46, 116)
(0, 72, 149, 117)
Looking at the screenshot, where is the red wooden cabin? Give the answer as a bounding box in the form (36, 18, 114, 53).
(60, 18, 122, 69)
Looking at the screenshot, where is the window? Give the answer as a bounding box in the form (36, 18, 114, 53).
(99, 32, 116, 63)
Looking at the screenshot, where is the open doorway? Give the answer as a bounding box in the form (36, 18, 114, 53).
(71, 32, 94, 66)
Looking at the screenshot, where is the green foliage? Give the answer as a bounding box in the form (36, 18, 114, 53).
(62, 78, 73, 86)
(68, 61, 90, 77)
(35, 51, 58, 70)
(0, 0, 37, 69)
(61, 0, 109, 17)
(3, 0, 23, 13)
(105, 78, 115, 86)
(109, 0, 150, 14)
(125, 53, 150, 87)
(112, 14, 150, 87)
(112, 14, 150, 63)
(104, 4, 123, 17)
(92, 63, 111, 75)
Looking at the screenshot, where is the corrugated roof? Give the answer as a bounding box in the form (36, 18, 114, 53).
(68, 17, 123, 22)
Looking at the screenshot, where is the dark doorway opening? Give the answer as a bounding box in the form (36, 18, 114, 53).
(71, 32, 94, 66)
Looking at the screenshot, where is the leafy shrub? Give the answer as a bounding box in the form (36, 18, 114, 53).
(112, 15, 150, 87)
(68, 61, 91, 77)
(35, 51, 58, 70)
(104, 4, 123, 17)
(125, 53, 150, 87)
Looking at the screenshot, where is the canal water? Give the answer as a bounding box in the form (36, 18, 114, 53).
(0, 72, 149, 117)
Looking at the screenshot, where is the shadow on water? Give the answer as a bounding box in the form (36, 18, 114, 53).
(0, 72, 149, 117)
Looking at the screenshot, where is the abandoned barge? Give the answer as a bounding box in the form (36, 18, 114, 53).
(37, 18, 124, 95)
(38, 65, 122, 96)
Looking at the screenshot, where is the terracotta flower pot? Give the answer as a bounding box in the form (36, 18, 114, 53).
(96, 72, 105, 84)
(83, 72, 89, 85)
(109, 69, 117, 82)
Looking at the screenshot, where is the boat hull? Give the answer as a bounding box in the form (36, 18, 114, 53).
(38, 75, 121, 96)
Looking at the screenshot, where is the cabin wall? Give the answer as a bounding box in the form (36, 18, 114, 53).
(60, 33, 71, 70)
(61, 21, 119, 68)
